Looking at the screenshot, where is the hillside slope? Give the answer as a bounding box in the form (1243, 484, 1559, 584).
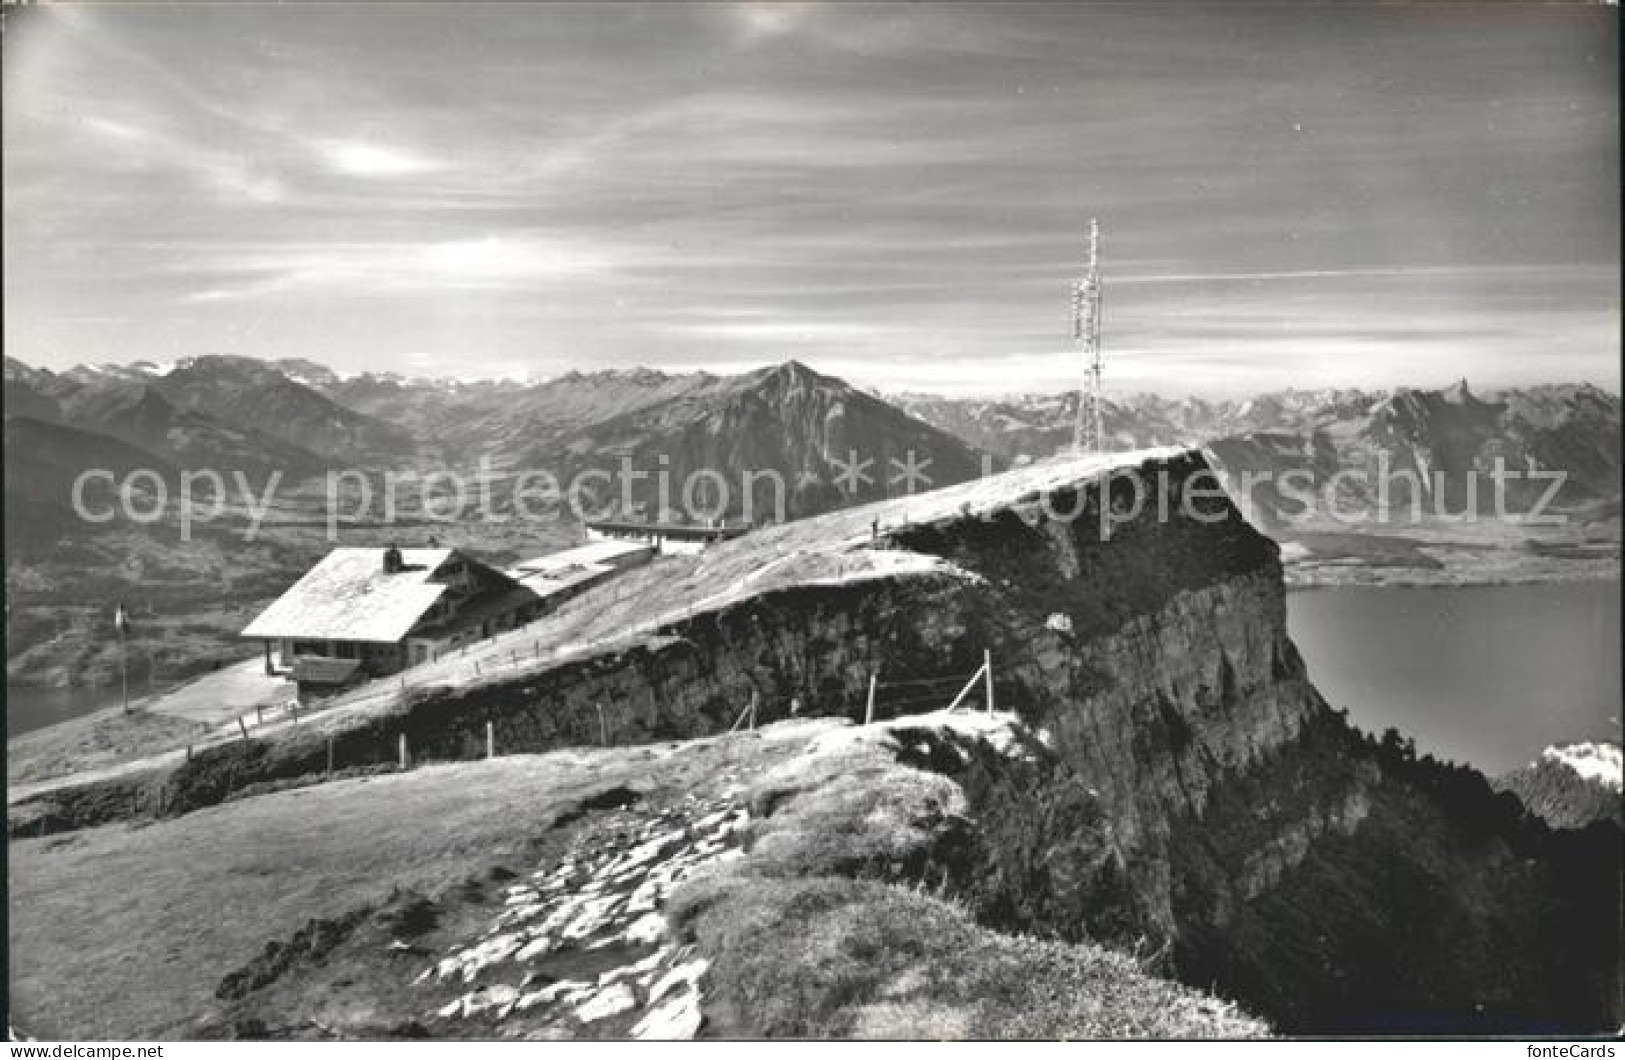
(4, 360, 327, 483)
(153, 355, 416, 466)
(8, 717, 1266, 1040)
(4, 416, 176, 553)
(14, 447, 1619, 1033)
(518, 361, 993, 520)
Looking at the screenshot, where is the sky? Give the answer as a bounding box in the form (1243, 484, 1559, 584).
(3, 2, 1618, 397)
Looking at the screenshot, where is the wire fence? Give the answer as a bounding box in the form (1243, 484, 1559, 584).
(868, 673, 1003, 719)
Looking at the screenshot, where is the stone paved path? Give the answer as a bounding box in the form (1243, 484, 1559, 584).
(416, 791, 750, 1038)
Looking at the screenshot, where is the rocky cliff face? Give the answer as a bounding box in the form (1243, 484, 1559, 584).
(840, 454, 1619, 1032)
(18, 449, 1618, 1032)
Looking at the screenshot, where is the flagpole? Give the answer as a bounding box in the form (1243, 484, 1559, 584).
(120, 620, 129, 714)
(116, 602, 131, 714)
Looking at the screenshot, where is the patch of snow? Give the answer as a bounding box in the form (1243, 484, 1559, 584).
(600, 949, 668, 986)
(1278, 541, 1310, 563)
(514, 979, 593, 1012)
(622, 911, 668, 946)
(575, 981, 637, 1023)
(440, 983, 518, 1020)
(631, 991, 704, 1039)
(647, 959, 710, 1004)
(514, 935, 553, 962)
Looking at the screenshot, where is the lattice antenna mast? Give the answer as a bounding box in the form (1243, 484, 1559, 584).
(1071, 218, 1105, 454)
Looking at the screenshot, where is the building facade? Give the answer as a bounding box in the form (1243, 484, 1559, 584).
(584, 519, 748, 556)
(241, 546, 544, 701)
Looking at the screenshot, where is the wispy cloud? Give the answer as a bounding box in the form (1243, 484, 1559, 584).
(1111, 264, 1609, 287)
(181, 235, 625, 302)
(729, 2, 818, 44)
(662, 320, 914, 341)
(64, 105, 286, 204)
(313, 140, 442, 178)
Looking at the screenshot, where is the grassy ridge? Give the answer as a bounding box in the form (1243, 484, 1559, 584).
(673, 876, 1262, 1039)
(666, 715, 1267, 1039)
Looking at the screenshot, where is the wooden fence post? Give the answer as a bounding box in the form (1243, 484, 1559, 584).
(326, 735, 335, 778)
(399, 733, 409, 771)
(749, 688, 759, 731)
(984, 649, 995, 714)
(237, 717, 250, 742)
(486, 720, 495, 760)
(865, 672, 878, 726)
(596, 703, 608, 746)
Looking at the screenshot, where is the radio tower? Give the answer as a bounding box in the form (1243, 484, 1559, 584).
(1071, 218, 1105, 454)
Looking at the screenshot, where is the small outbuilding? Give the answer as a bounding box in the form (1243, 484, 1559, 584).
(584, 519, 747, 556)
(504, 539, 656, 611)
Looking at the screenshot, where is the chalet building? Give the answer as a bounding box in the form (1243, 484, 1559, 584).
(584, 519, 748, 556)
(241, 546, 543, 701)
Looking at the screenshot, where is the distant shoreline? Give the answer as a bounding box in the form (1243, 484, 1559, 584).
(1284, 565, 1621, 592)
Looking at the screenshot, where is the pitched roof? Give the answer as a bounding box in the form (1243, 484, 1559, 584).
(509, 540, 653, 573)
(505, 561, 616, 601)
(241, 548, 453, 644)
(502, 541, 653, 602)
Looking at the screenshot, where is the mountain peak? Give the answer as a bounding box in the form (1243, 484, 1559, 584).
(753, 359, 836, 389)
